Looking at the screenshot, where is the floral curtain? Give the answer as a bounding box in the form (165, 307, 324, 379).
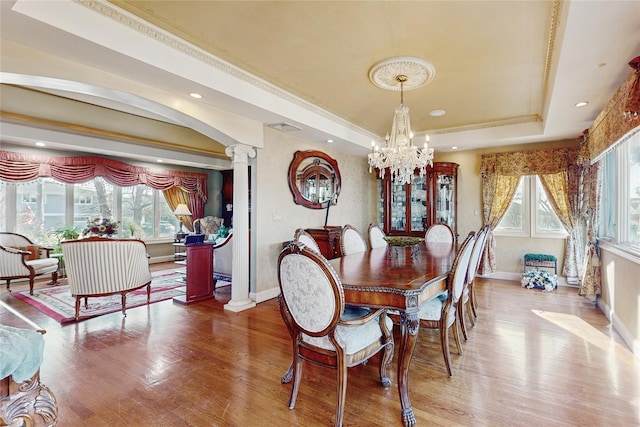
(480, 147, 580, 275)
(479, 170, 520, 275)
(0, 151, 208, 204)
(578, 156, 603, 299)
(539, 166, 583, 283)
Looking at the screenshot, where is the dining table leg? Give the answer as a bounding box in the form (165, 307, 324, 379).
(398, 311, 420, 426)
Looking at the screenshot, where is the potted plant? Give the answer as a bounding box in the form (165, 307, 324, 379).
(53, 225, 81, 253)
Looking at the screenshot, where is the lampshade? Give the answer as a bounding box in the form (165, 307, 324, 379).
(173, 204, 192, 216)
(367, 56, 436, 185)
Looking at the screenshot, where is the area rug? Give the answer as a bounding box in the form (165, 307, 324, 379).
(12, 270, 188, 324)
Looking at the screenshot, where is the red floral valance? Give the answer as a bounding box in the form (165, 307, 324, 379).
(0, 151, 208, 202)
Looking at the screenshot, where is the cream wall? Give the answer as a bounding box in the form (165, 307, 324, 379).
(599, 244, 640, 355)
(253, 127, 375, 296)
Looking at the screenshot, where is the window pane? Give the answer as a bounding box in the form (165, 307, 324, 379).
(536, 177, 564, 232)
(628, 135, 640, 244)
(158, 195, 178, 238)
(74, 177, 114, 234)
(497, 177, 524, 231)
(122, 184, 154, 238)
(600, 151, 616, 239)
(16, 178, 66, 245)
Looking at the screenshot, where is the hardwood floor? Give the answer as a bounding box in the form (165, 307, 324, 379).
(2, 264, 638, 426)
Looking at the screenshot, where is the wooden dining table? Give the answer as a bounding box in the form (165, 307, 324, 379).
(327, 242, 456, 427)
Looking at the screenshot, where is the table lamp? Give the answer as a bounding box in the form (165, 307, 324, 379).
(173, 204, 192, 239)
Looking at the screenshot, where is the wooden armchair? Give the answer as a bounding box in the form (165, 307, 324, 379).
(277, 243, 394, 427)
(367, 223, 388, 249)
(61, 237, 152, 321)
(293, 228, 321, 254)
(339, 224, 367, 255)
(416, 231, 476, 377)
(425, 223, 455, 244)
(0, 232, 59, 295)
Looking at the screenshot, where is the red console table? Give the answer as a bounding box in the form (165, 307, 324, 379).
(173, 243, 215, 305)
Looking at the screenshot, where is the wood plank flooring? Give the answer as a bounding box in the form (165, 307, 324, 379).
(1, 264, 638, 426)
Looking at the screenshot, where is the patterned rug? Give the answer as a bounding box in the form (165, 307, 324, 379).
(12, 270, 191, 324)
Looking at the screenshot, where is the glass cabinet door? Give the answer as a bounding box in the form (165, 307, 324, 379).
(435, 173, 456, 230)
(410, 174, 427, 232)
(390, 181, 406, 231)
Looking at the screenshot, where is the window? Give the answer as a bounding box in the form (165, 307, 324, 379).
(601, 130, 640, 251)
(495, 175, 566, 238)
(2, 177, 178, 244)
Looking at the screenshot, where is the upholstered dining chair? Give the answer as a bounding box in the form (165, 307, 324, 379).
(367, 223, 388, 249)
(465, 225, 491, 317)
(416, 231, 476, 377)
(340, 224, 367, 256)
(425, 223, 455, 244)
(277, 243, 394, 427)
(293, 228, 321, 254)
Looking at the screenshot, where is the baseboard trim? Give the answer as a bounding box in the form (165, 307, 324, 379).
(596, 297, 640, 359)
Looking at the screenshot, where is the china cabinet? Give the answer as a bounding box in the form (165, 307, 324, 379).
(376, 162, 459, 238)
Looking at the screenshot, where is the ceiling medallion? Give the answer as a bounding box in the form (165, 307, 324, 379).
(367, 56, 435, 185)
(368, 56, 436, 91)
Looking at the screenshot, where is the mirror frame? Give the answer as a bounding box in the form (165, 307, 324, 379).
(287, 150, 341, 209)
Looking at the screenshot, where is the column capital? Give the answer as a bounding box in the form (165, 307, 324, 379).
(225, 144, 256, 161)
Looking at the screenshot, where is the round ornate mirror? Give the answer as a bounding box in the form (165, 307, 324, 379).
(288, 150, 341, 209)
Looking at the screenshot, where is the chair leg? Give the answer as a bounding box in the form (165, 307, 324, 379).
(121, 293, 127, 317)
(466, 299, 475, 327)
(288, 354, 303, 409)
(457, 303, 468, 341)
(75, 296, 81, 321)
(29, 275, 35, 295)
(452, 318, 463, 356)
(335, 351, 347, 427)
(440, 322, 452, 377)
(379, 341, 393, 387)
(6, 279, 11, 292)
(470, 281, 479, 314)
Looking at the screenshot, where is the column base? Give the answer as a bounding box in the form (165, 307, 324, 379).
(224, 299, 256, 312)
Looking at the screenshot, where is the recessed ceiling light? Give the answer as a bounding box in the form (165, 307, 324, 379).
(189, 92, 203, 99)
(451, 146, 458, 150)
(35, 141, 46, 147)
(575, 101, 588, 107)
(326, 139, 334, 144)
(430, 110, 446, 117)
(157, 159, 164, 163)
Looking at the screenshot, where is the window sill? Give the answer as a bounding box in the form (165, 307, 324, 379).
(599, 240, 640, 265)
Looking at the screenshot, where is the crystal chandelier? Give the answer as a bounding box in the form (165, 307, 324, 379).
(367, 57, 435, 185)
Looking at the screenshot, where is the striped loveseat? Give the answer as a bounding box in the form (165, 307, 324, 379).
(61, 237, 152, 321)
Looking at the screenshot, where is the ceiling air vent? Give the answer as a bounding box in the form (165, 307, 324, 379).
(267, 122, 302, 132)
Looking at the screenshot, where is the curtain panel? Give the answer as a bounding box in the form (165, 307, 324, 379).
(0, 151, 208, 203)
(480, 146, 580, 276)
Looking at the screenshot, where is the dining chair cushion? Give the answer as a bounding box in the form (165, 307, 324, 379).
(341, 305, 371, 320)
(341, 225, 367, 255)
(303, 315, 393, 354)
(418, 298, 443, 321)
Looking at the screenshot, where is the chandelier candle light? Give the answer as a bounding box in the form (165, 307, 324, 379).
(367, 56, 435, 185)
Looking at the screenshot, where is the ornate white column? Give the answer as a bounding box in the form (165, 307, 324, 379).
(224, 144, 256, 312)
